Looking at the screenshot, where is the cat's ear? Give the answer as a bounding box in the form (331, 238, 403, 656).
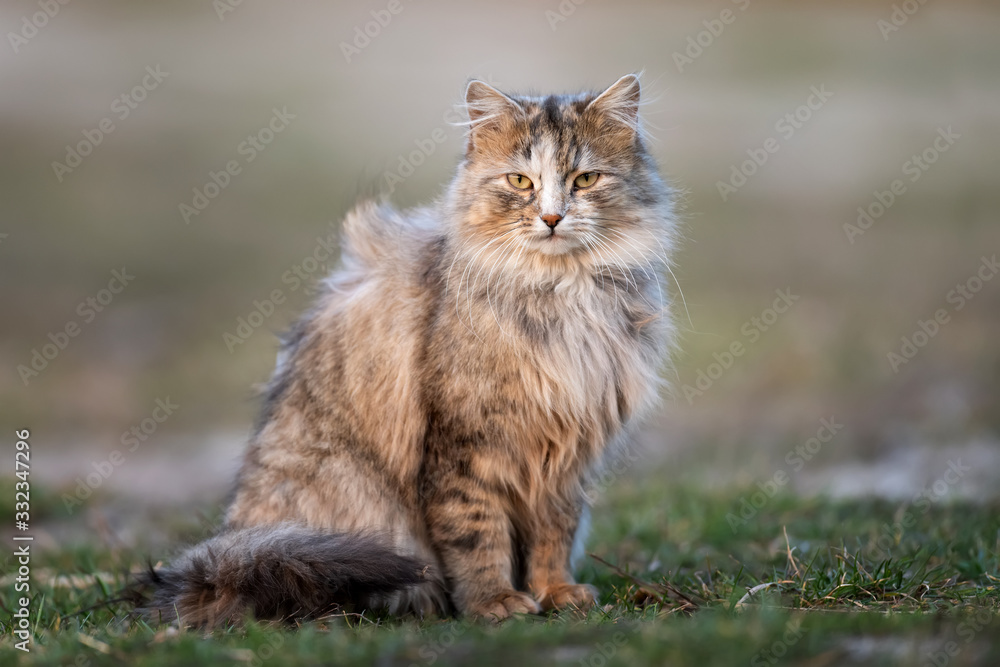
(585, 74, 641, 137)
(465, 80, 522, 127)
(464, 80, 523, 154)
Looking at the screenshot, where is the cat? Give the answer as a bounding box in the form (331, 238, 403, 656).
(140, 74, 677, 626)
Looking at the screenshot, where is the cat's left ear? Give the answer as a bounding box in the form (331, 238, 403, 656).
(585, 74, 641, 137)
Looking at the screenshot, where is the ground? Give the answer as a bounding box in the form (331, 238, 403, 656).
(2, 472, 998, 666)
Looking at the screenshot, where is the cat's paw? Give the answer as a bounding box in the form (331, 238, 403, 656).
(466, 590, 541, 623)
(537, 583, 599, 612)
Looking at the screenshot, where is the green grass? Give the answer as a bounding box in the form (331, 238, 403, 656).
(2, 474, 998, 666)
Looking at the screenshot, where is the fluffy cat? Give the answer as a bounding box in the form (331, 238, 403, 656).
(141, 74, 676, 625)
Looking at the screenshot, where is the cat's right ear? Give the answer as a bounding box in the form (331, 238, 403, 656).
(464, 80, 523, 155)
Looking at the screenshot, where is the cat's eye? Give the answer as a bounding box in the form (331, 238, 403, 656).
(574, 172, 599, 189)
(506, 174, 533, 190)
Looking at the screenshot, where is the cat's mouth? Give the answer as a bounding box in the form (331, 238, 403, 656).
(529, 229, 580, 256)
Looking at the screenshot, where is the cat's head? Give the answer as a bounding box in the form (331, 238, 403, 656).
(447, 74, 672, 278)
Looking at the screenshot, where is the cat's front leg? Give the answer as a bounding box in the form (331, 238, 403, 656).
(421, 464, 541, 621)
(524, 492, 598, 612)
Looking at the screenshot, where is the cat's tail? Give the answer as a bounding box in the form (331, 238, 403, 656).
(132, 523, 430, 628)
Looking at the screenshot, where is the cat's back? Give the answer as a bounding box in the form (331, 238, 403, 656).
(241, 202, 445, 510)
(331, 200, 444, 294)
(310, 199, 444, 437)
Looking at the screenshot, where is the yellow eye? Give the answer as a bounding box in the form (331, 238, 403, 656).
(574, 172, 599, 188)
(506, 173, 533, 190)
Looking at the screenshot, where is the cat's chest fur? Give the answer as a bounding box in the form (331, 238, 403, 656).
(516, 276, 655, 420)
(437, 262, 661, 469)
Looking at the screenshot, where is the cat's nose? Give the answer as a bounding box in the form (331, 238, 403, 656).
(541, 213, 563, 228)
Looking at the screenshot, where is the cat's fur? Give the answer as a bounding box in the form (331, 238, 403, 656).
(142, 74, 676, 626)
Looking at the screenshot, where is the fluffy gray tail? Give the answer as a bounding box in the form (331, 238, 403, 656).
(135, 524, 429, 628)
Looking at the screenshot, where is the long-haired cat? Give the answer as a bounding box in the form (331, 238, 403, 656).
(141, 74, 676, 625)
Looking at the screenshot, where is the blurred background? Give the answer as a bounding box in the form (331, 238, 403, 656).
(2, 0, 999, 547)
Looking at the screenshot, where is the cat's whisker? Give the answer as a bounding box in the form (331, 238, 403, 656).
(499, 243, 529, 345)
(588, 233, 639, 293)
(617, 224, 693, 332)
(455, 231, 517, 340)
(590, 229, 649, 302)
(467, 231, 520, 335)
(663, 262, 691, 327)
(481, 235, 522, 338)
(496, 240, 530, 312)
(585, 244, 612, 306)
(586, 214, 676, 279)
(444, 234, 482, 296)
(584, 219, 669, 317)
(455, 229, 516, 301)
(603, 227, 665, 313)
(447, 228, 503, 297)
(605, 228, 660, 275)
(595, 226, 654, 282)
(582, 233, 619, 310)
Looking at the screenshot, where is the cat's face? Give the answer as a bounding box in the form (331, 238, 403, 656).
(450, 75, 670, 276)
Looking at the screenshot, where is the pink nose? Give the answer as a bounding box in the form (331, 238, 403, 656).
(541, 213, 563, 228)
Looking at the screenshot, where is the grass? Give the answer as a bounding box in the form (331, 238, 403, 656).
(2, 474, 998, 666)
